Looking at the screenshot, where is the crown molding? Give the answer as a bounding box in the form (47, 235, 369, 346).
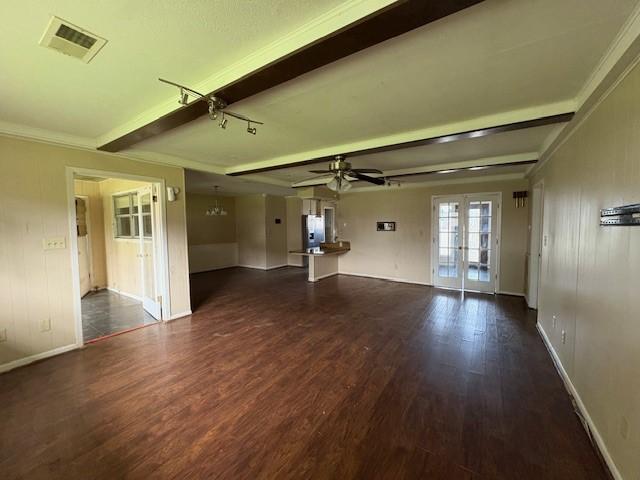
(0, 120, 94, 150)
(533, 2, 640, 176)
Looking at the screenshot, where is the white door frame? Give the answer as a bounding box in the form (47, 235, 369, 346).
(431, 192, 502, 293)
(66, 167, 172, 346)
(75, 194, 94, 293)
(527, 180, 544, 308)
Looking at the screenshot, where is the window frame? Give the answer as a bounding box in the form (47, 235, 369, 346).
(113, 192, 138, 239)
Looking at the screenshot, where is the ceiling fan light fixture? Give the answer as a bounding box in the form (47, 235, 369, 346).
(327, 174, 351, 192)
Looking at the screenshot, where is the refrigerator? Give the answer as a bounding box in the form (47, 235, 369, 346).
(302, 215, 325, 265)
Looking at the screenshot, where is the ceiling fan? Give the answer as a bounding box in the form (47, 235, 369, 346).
(159, 78, 263, 135)
(294, 155, 386, 192)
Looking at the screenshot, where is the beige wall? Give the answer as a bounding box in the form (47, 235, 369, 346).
(100, 178, 149, 297)
(265, 195, 287, 268)
(236, 195, 267, 269)
(337, 179, 529, 292)
(286, 197, 304, 266)
(235, 194, 289, 270)
(186, 193, 236, 245)
(74, 179, 107, 288)
(530, 60, 640, 479)
(0, 136, 190, 368)
(186, 193, 238, 273)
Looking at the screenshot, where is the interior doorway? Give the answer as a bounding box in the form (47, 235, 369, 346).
(432, 193, 501, 294)
(69, 169, 170, 343)
(527, 182, 544, 308)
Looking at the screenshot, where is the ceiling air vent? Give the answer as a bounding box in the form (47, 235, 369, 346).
(39, 16, 107, 63)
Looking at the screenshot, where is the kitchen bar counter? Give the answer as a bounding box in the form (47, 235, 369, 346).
(289, 242, 350, 282)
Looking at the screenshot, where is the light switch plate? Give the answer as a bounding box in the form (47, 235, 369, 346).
(0, 328, 7, 342)
(43, 237, 66, 250)
(40, 318, 51, 332)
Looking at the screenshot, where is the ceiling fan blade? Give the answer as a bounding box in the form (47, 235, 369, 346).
(292, 175, 334, 187)
(309, 169, 332, 174)
(350, 168, 383, 174)
(350, 171, 386, 185)
(224, 110, 264, 124)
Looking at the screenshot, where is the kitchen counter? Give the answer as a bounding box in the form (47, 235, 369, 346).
(289, 241, 350, 282)
(288, 246, 350, 256)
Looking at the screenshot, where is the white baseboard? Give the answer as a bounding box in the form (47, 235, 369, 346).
(536, 323, 621, 480)
(237, 264, 267, 270)
(166, 310, 192, 321)
(338, 271, 431, 286)
(190, 264, 239, 274)
(107, 287, 143, 302)
(0, 343, 78, 374)
(310, 272, 338, 282)
(497, 290, 525, 297)
(266, 263, 288, 270)
(237, 264, 289, 271)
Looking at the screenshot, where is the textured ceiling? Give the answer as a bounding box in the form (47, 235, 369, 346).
(0, 0, 345, 137)
(129, 0, 637, 175)
(1, 0, 638, 194)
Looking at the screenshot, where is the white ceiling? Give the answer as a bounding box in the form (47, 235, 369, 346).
(1, 0, 639, 195)
(185, 169, 294, 197)
(0, 0, 345, 137)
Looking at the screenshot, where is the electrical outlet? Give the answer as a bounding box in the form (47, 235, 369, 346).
(40, 318, 51, 332)
(43, 237, 66, 250)
(0, 328, 7, 342)
(552, 315, 557, 329)
(561, 330, 566, 344)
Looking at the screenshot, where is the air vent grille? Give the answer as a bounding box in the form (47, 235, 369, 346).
(55, 24, 97, 49)
(39, 16, 107, 63)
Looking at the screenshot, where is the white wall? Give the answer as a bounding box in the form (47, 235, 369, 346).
(531, 58, 640, 479)
(186, 193, 237, 273)
(236, 195, 267, 269)
(286, 197, 304, 266)
(336, 178, 529, 292)
(266, 195, 287, 268)
(0, 136, 191, 370)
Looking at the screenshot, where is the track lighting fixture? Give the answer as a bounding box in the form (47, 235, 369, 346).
(160, 78, 263, 136)
(179, 88, 189, 106)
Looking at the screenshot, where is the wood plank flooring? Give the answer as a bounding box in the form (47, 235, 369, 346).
(0, 267, 607, 479)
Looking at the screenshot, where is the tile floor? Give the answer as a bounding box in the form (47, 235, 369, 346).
(81, 290, 157, 342)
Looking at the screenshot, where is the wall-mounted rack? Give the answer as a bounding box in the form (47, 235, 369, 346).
(600, 203, 640, 226)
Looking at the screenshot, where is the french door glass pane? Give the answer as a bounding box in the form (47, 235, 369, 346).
(438, 201, 460, 278)
(467, 200, 493, 283)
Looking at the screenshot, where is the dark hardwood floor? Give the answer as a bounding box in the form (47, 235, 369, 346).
(1, 267, 606, 479)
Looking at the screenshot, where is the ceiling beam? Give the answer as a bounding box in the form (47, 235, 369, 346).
(292, 156, 537, 188)
(229, 112, 573, 176)
(97, 0, 483, 153)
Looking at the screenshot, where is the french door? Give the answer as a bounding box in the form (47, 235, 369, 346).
(432, 194, 500, 293)
(137, 187, 161, 319)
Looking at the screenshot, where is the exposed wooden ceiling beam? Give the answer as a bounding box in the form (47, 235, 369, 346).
(229, 112, 573, 176)
(292, 158, 538, 188)
(97, 0, 484, 153)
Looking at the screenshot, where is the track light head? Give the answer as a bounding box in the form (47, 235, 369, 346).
(219, 116, 228, 129)
(247, 124, 257, 135)
(179, 89, 189, 105)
